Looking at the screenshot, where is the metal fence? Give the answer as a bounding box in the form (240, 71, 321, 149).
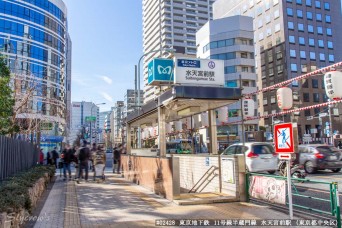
(0, 135, 39, 181)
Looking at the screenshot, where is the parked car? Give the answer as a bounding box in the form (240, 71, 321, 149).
(298, 144, 342, 174)
(221, 142, 278, 174)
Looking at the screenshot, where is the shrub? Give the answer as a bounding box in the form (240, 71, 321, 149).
(0, 165, 55, 213)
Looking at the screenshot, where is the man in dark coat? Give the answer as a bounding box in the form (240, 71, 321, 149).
(51, 147, 59, 168)
(113, 144, 122, 174)
(61, 145, 74, 181)
(77, 140, 90, 183)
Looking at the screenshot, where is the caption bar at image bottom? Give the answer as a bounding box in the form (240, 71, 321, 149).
(155, 219, 337, 227)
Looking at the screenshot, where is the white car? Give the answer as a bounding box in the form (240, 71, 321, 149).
(222, 142, 278, 174)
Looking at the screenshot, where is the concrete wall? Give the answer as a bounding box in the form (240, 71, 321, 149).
(121, 155, 173, 200)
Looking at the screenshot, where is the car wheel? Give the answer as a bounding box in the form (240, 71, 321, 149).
(304, 161, 316, 174)
(332, 168, 341, 173)
(268, 170, 276, 175)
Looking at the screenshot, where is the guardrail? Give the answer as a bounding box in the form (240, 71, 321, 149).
(0, 136, 39, 181)
(246, 172, 341, 228)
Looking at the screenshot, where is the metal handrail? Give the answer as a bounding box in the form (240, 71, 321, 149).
(189, 166, 218, 193)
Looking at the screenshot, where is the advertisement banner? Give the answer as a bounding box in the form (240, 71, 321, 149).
(174, 57, 224, 87)
(249, 176, 286, 205)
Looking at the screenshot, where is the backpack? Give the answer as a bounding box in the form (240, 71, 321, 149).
(79, 147, 90, 162)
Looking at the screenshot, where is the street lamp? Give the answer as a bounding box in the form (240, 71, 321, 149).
(136, 48, 176, 148)
(90, 102, 106, 144)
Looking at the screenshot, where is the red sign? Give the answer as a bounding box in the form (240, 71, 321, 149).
(274, 123, 294, 153)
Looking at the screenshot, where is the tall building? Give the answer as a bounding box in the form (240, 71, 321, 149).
(213, 0, 342, 142)
(98, 111, 111, 143)
(70, 102, 100, 145)
(142, 0, 216, 103)
(113, 101, 124, 146)
(197, 15, 258, 143)
(123, 89, 144, 118)
(0, 0, 70, 148)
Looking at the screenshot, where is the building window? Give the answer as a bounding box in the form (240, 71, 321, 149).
(301, 64, 308, 72)
(308, 25, 314, 33)
(318, 40, 324, 48)
(300, 51, 306, 59)
(288, 21, 294, 29)
(313, 93, 320, 102)
(314, 108, 320, 115)
(218, 40, 225, 48)
(225, 80, 238, 87)
(275, 23, 281, 32)
(303, 93, 310, 102)
(327, 28, 332, 36)
(324, 2, 330, 10)
(225, 66, 236, 74)
(317, 26, 323, 34)
(299, 37, 305, 45)
(327, 41, 333, 49)
(329, 54, 334, 62)
(242, 67, 249, 72)
(307, 11, 313, 20)
(274, 10, 280, 19)
(298, 23, 304, 31)
(296, 0, 302, 4)
(325, 15, 331, 23)
(306, 0, 312, 6)
(316, 13, 322, 21)
(291, 63, 297, 72)
(304, 110, 311, 116)
(290, 49, 296, 57)
(289, 36, 296, 44)
(319, 53, 325, 61)
(287, 8, 293, 16)
(312, 79, 318, 88)
(309, 38, 315, 46)
(297, 10, 303, 18)
(315, 0, 321, 8)
(323, 93, 328, 102)
(310, 52, 316, 60)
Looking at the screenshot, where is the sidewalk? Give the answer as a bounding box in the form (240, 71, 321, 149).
(30, 169, 308, 228)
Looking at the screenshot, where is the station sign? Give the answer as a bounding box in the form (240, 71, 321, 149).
(174, 57, 224, 87)
(147, 58, 174, 86)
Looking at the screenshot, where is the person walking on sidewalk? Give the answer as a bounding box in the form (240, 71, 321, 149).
(90, 143, 97, 171)
(61, 145, 73, 181)
(39, 149, 44, 165)
(51, 147, 59, 168)
(93, 145, 106, 181)
(77, 140, 90, 183)
(113, 144, 122, 174)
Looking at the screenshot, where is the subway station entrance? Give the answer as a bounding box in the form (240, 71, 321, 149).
(121, 85, 247, 204)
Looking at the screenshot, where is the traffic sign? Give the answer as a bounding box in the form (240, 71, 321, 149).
(274, 123, 294, 153)
(319, 113, 328, 118)
(278, 153, 292, 160)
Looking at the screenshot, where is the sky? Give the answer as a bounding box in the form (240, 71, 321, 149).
(63, 0, 143, 112)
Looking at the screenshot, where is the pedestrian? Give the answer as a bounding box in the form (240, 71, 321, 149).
(338, 141, 342, 150)
(90, 143, 97, 171)
(113, 144, 122, 174)
(61, 145, 73, 181)
(39, 149, 44, 165)
(77, 140, 90, 183)
(72, 146, 80, 179)
(93, 145, 106, 181)
(51, 147, 59, 168)
(47, 150, 53, 165)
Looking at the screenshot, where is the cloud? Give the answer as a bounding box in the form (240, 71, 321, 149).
(99, 75, 112, 85)
(100, 92, 113, 103)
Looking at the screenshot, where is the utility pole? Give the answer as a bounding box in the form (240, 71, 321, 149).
(239, 74, 245, 145)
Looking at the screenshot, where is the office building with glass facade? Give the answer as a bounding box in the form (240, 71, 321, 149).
(0, 0, 70, 146)
(197, 15, 258, 144)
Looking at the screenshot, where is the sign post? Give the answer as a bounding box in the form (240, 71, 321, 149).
(274, 123, 298, 219)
